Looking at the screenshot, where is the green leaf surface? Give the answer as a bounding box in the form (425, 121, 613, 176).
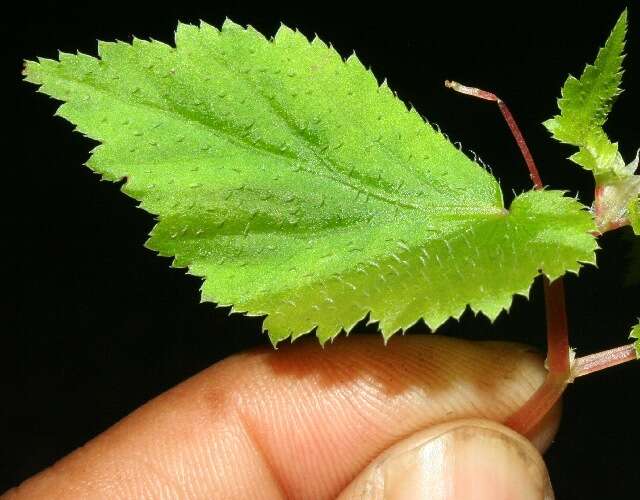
(544, 10, 628, 179)
(24, 21, 597, 344)
(630, 321, 640, 358)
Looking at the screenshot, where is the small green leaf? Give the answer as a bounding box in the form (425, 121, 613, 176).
(544, 10, 628, 180)
(24, 21, 598, 344)
(630, 321, 640, 358)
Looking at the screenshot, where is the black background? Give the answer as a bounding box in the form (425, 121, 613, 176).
(4, 1, 640, 497)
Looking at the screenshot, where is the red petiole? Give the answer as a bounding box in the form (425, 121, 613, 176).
(446, 80, 638, 437)
(444, 81, 543, 189)
(505, 278, 572, 435)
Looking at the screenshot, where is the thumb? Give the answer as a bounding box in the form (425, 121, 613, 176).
(338, 418, 554, 500)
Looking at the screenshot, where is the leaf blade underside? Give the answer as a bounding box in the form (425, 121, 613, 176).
(25, 20, 597, 344)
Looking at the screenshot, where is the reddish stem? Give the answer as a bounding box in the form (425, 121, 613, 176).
(543, 278, 570, 376)
(573, 343, 637, 378)
(506, 277, 571, 435)
(444, 80, 543, 189)
(503, 375, 567, 436)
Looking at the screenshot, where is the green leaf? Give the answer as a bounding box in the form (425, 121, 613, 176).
(630, 195, 640, 235)
(24, 21, 598, 345)
(630, 321, 640, 358)
(544, 10, 628, 180)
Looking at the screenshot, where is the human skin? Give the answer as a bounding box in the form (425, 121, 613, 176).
(2, 336, 559, 499)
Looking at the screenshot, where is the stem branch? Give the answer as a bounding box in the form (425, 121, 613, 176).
(503, 375, 567, 436)
(446, 81, 572, 437)
(572, 343, 638, 378)
(505, 278, 572, 436)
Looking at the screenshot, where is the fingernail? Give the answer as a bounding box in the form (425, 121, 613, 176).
(380, 425, 554, 499)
